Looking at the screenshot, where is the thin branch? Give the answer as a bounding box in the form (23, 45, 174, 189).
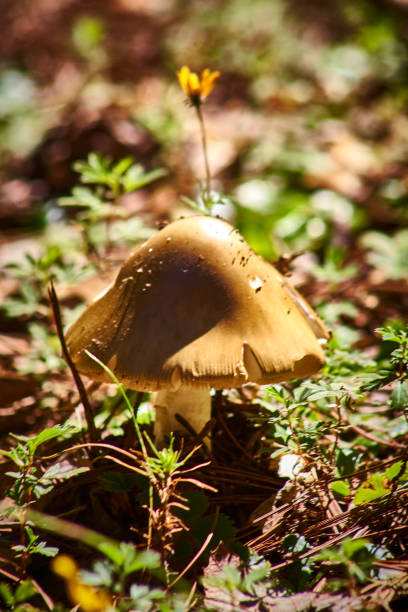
(168, 531, 214, 589)
(348, 424, 405, 449)
(48, 281, 98, 444)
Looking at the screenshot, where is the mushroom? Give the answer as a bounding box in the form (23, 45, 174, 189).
(66, 215, 329, 445)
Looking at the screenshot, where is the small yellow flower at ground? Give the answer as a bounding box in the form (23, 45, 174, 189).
(177, 66, 220, 105)
(53, 554, 78, 580)
(52, 554, 112, 612)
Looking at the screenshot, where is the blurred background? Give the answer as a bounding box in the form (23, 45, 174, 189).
(1, 0, 408, 334)
(2, 4, 408, 603)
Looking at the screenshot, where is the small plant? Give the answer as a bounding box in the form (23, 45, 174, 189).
(354, 460, 407, 505)
(84, 352, 217, 581)
(361, 323, 408, 410)
(314, 538, 375, 594)
(181, 185, 233, 216)
(361, 229, 408, 279)
(262, 382, 345, 459)
(2, 245, 91, 319)
(1, 425, 82, 505)
(312, 246, 358, 285)
(143, 436, 217, 569)
(25, 511, 193, 611)
(58, 152, 166, 257)
(0, 426, 84, 574)
(0, 579, 38, 611)
(280, 534, 314, 592)
(12, 524, 58, 561)
(52, 541, 195, 611)
(16, 322, 66, 376)
(202, 553, 271, 609)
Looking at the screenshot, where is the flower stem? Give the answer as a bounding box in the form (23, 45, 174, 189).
(195, 103, 211, 194)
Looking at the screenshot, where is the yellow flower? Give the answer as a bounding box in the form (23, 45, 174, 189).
(52, 554, 112, 612)
(177, 66, 220, 104)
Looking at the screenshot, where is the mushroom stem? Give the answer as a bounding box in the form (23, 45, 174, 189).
(153, 387, 211, 446)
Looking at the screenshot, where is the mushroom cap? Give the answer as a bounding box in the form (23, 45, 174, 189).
(66, 216, 329, 391)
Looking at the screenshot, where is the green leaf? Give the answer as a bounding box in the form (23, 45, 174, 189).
(354, 483, 389, 505)
(363, 231, 408, 280)
(391, 381, 408, 410)
(385, 461, 404, 481)
(122, 166, 167, 192)
(124, 550, 160, 575)
(14, 580, 37, 604)
(377, 327, 403, 343)
(283, 534, 310, 553)
(342, 538, 370, 559)
(72, 16, 105, 57)
(58, 186, 104, 209)
(180, 195, 208, 214)
(0, 582, 13, 605)
(389, 416, 408, 437)
(28, 425, 77, 456)
(330, 480, 350, 496)
(172, 488, 209, 521)
(73, 154, 116, 188)
(245, 563, 269, 586)
(223, 564, 241, 588)
(112, 157, 134, 177)
(41, 463, 88, 482)
(335, 449, 362, 478)
(98, 541, 126, 566)
(32, 541, 59, 557)
(359, 370, 395, 391)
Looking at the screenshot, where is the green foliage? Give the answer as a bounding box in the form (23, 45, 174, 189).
(0, 426, 85, 576)
(354, 461, 406, 505)
(360, 324, 408, 400)
(2, 246, 91, 319)
(72, 153, 166, 193)
(315, 538, 375, 589)
(181, 186, 233, 215)
(79, 544, 192, 611)
(234, 182, 362, 258)
(312, 246, 358, 285)
(280, 534, 313, 592)
(17, 323, 66, 375)
(2, 281, 48, 319)
(0, 579, 37, 610)
(0, 68, 44, 157)
(173, 488, 245, 565)
(58, 152, 165, 255)
(354, 474, 390, 505)
(391, 381, 408, 411)
(0, 425, 82, 503)
(72, 16, 106, 61)
(145, 434, 195, 480)
(378, 325, 408, 375)
(335, 448, 364, 478)
(330, 480, 351, 497)
(92, 542, 160, 583)
(202, 553, 270, 604)
(361, 230, 408, 279)
(262, 382, 346, 457)
(12, 524, 58, 559)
